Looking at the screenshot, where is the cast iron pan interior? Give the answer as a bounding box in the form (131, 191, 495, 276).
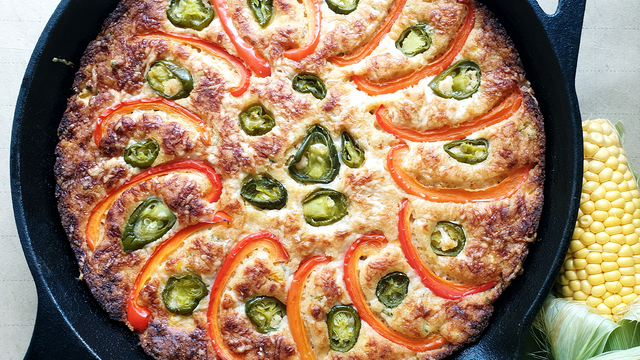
(11, 0, 585, 358)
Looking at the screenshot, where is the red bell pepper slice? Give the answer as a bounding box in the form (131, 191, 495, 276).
(283, 0, 322, 61)
(398, 199, 497, 299)
(343, 234, 448, 351)
(387, 143, 532, 203)
(86, 160, 222, 251)
(376, 90, 523, 142)
(94, 97, 211, 146)
(287, 256, 331, 360)
(127, 212, 231, 333)
(329, 0, 408, 66)
(352, 0, 475, 95)
(139, 31, 251, 96)
(210, 0, 271, 77)
(207, 231, 290, 360)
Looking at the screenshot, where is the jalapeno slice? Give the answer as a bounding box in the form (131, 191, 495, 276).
(167, 0, 215, 30)
(288, 125, 340, 184)
(162, 274, 208, 315)
(146, 59, 194, 100)
(327, 305, 361, 352)
(239, 105, 276, 136)
(428, 60, 481, 100)
(248, 0, 273, 27)
(241, 175, 288, 210)
(245, 296, 286, 333)
(122, 197, 177, 252)
(443, 138, 489, 164)
(376, 272, 410, 308)
(341, 131, 365, 168)
(430, 221, 466, 256)
(302, 189, 347, 226)
(326, 0, 358, 15)
(395, 24, 431, 57)
(124, 139, 160, 169)
(292, 73, 327, 100)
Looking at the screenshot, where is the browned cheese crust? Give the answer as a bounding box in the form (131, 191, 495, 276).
(54, 0, 545, 358)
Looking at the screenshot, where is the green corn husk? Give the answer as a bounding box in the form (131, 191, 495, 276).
(529, 295, 640, 360)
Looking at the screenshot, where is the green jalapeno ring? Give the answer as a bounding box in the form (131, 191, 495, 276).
(167, 0, 215, 30)
(340, 131, 365, 168)
(146, 59, 194, 100)
(428, 60, 481, 100)
(292, 73, 327, 100)
(430, 221, 466, 256)
(302, 188, 348, 227)
(375, 272, 410, 308)
(326, 0, 359, 15)
(288, 125, 340, 184)
(122, 197, 177, 252)
(443, 138, 489, 164)
(162, 274, 208, 315)
(239, 105, 276, 136)
(245, 296, 287, 333)
(240, 175, 288, 210)
(249, 0, 273, 27)
(124, 139, 160, 169)
(395, 24, 432, 57)
(326, 304, 361, 352)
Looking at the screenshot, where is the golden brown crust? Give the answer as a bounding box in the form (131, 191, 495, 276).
(55, 0, 545, 359)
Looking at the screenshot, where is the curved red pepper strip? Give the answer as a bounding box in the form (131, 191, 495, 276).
(127, 212, 231, 333)
(387, 143, 532, 203)
(344, 234, 448, 351)
(86, 160, 222, 251)
(287, 256, 331, 360)
(330, 0, 408, 66)
(207, 231, 290, 360)
(352, 0, 475, 95)
(211, 0, 271, 77)
(94, 97, 211, 146)
(283, 0, 322, 61)
(398, 199, 497, 299)
(139, 31, 251, 96)
(376, 90, 523, 142)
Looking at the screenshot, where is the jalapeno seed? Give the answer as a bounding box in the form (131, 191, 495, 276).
(121, 197, 177, 252)
(124, 139, 160, 169)
(430, 221, 466, 256)
(146, 59, 194, 100)
(245, 296, 286, 333)
(288, 125, 340, 184)
(162, 274, 208, 315)
(443, 138, 489, 164)
(167, 0, 215, 31)
(429, 60, 481, 100)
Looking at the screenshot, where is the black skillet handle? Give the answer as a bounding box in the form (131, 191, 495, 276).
(528, 0, 587, 84)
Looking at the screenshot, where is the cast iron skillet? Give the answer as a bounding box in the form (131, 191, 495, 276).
(11, 0, 584, 358)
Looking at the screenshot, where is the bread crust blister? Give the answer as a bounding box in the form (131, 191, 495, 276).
(55, 0, 545, 358)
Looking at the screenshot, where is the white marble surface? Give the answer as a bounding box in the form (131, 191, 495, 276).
(1, 0, 638, 359)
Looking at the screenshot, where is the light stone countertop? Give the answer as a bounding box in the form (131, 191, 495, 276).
(1, 0, 638, 359)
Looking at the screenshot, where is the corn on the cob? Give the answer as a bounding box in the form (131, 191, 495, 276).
(557, 119, 640, 318)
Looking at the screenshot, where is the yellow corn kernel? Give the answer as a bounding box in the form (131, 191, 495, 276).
(569, 280, 581, 292)
(564, 270, 577, 280)
(620, 276, 636, 287)
(569, 240, 585, 252)
(595, 232, 610, 245)
(612, 303, 627, 315)
(619, 244, 633, 257)
(604, 216, 622, 227)
(593, 147, 610, 161)
(561, 285, 573, 297)
(620, 266, 636, 276)
(589, 160, 606, 174)
(586, 252, 603, 264)
(602, 251, 618, 262)
(605, 226, 623, 235)
(617, 257, 634, 267)
(605, 281, 623, 293)
(573, 227, 585, 240)
(591, 187, 607, 201)
(612, 198, 628, 209)
(574, 249, 589, 259)
(585, 171, 600, 183)
(573, 291, 588, 301)
(605, 157, 619, 170)
(603, 294, 623, 308)
(581, 231, 596, 245)
(579, 215, 594, 228)
(604, 270, 622, 282)
(584, 142, 599, 157)
(588, 122, 603, 134)
(623, 293, 638, 304)
(621, 214, 634, 224)
(619, 179, 630, 191)
(610, 208, 625, 219)
(577, 270, 588, 280)
(580, 280, 593, 294)
(627, 233, 639, 245)
(604, 242, 622, 253)
(597, 303, 612, 315)
(622, 224, 635, 234)
(611, 172, 625, 184)
(588, 274, 605, 286)
(581, 201, 596, 215)
(592, 284, 607, 297)
(631, 242, 640, 253)
(599, 168, 614, 183)
(583, 181, 600, 194)
(608, 145, 620, 156)
(602, 262, 620, 272)
(635, 285, 640, 295)
(585, 264, 602, 275)
(592, 210, 608, 221)
(591, 221, 606, 233)
(611, 234, 626, 244)
(620, 286, 634, 296)
(564, 259, 576, 270)
(586, 296, 603, 307)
